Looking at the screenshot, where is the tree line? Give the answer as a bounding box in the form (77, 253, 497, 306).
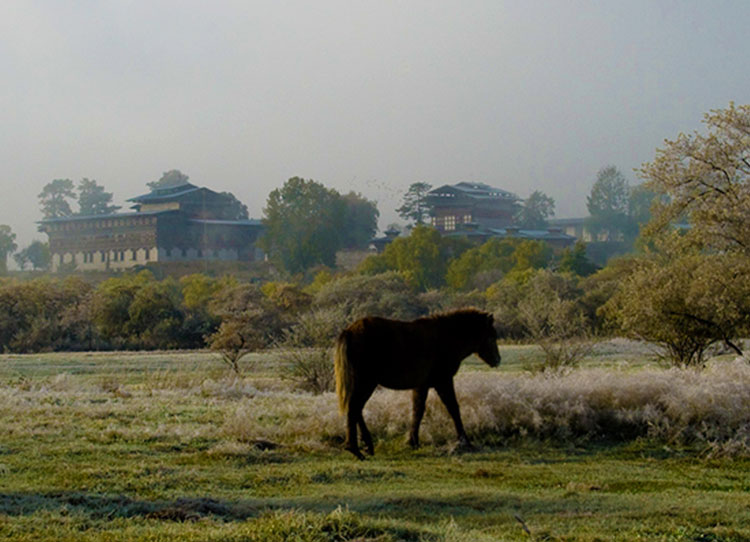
(0, 103, 748, 370)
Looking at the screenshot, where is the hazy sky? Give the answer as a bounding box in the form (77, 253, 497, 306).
(2, 1, 749, 249)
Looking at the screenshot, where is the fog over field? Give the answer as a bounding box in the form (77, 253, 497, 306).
(2, 1, 749, 249)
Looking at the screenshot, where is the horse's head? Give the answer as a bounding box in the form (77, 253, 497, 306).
(476, 312, 501, 368)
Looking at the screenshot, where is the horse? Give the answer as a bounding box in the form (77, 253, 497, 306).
(334, 308, 501, 459)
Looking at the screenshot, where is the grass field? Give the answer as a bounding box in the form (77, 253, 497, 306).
(1, 343, 749, 541)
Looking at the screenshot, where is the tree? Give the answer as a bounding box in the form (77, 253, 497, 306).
(217, 191, 249, 220)
(445, 238, 517, 290)
(557, 241, 598, 277)
(603, 239, 750, 366)
(207, 283, 286, 374)
(639, 102, 750, 254)
(148, 169, 190, 190)
(341, 192, 379, 249)
(39, 179, 75, 219)
(396, 182, 432, 226)
(260, 177, 346, 274)
(517, 270, 593, 370)
(359, 225, 449, 290)
(0, 225, 17, 275)
(77, 178, 120, 215)
(512, 240, 552, 271)
(585, 166, 631, 242)
(14, 239, 51, 271)
(515, 190, 555, 229)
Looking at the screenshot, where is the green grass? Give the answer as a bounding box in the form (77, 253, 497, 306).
(1, 346, 749, 541)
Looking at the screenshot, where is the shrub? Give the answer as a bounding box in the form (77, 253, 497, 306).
(207, 283, 288, 374)
(517, 270, 593, 370)
(603, 244, 750, 366)
(278, 347, 335, 394)
(313, 272, 425, 323)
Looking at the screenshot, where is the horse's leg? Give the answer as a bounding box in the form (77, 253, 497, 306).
(357, 412, 374, 456)
(408, 386, 429, 449)
(347, 382, 376, 459)
(345, 405, 364, 460)
(435, 379, 473, 450)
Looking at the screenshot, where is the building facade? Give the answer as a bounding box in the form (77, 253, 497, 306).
(426, 182, 576, 248)
(425, 182, 522, 232)
(39, 182, 264, 272)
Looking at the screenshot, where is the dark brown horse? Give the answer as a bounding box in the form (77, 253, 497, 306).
(334, 309, 501, 459)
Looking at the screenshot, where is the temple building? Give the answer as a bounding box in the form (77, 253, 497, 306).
(426, 181, 576, 248)
(426, 182, 522, 232)
(39, 182, 264, 272)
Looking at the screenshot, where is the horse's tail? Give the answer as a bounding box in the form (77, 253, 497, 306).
(334, 329, 354, 414)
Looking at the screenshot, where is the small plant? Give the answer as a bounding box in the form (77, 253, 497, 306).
(278, 347, 334, 394)
(518, 270, 593, 370)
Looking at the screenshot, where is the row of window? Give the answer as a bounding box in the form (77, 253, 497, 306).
(46, 217, 157, 232)
(432, 214, 472, 231)
(82, 249, 152, 263)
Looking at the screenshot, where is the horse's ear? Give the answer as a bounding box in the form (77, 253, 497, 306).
(487, 313, 494, 324)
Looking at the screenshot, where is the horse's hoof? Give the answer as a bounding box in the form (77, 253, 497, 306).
(346, 447, 366, 460)
(450, 440, 475, 454)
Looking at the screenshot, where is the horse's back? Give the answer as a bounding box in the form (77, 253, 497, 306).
(343, 316, 437, 389)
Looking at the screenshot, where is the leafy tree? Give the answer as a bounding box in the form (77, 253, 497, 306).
(627, 183, 656, 234)
(557, 241, 598, 277)
(260, 177, 346, 274)
(603, 237, 750, 366)
(515, 190, 555, 229)
(0, 225, 17, 275)
(13, 251, 29, 271)
(217, 191, 249, 220)
(359, 225, 448, 290)
(396, 182, 433, 226)
(517, 270, 593, 370)
(639, 102, 750, 254)
(512, 240, 552, 271)
(90, 271, 155, 346)
(148, 169, 190, 190)
(585, 166, 632, 242)
(445, 238, 517, 290)
(207, 283, 286, 374)
(341, 192, 379, 249)
(127, 279, 184, 348)
(0, 277, 93, 352)
(39, 179, 75, 218)
(77, 178, 120, 215)
(14, 239, 51, 271)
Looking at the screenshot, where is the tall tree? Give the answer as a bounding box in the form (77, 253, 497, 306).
(217, 191, 249, 220)
(77, 178, 121, 215)
(585, 166, 631, 242)
(639, 102, 750, 254)
(39, 179, 75, 218)
(515, 190, 555, 229)
(260, 177, 346, 274)
(396, 182, 432, 226)
(0, 225, 17, 274)
(342, 191, 379, 249)
(148, 169, 190, 190)
(14, 240, 51, 271)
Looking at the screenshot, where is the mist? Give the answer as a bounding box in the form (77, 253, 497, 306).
(2, 1, 748, 250)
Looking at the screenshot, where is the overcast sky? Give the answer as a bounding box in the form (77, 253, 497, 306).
(2, 1, 749, 250)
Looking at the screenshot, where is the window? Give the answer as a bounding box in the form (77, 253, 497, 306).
(444, 215, 456, 231)
(463, 214, 472, 223)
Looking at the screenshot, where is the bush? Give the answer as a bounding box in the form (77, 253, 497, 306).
(0, 277, 93, 352)
(517, 270, 593, 370)
(603, 244, 750, 366)
(278, 347, 335, 394)
(313, 272, 425, 323)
